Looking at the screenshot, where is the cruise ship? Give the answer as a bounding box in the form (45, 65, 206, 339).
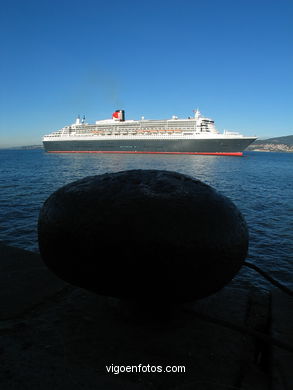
(42, 109, 257, 156)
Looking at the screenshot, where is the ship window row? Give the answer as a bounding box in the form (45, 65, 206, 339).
(70, 127, 198, 133)
(45, 132, 211, 139)
(68, 123, 199, 130)
(49, 131, 202, 136)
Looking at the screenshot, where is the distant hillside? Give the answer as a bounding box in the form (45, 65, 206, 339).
(253, 135, 293, 146)
(20, 145, 43, 150)
(248, 135, 293, 152)
(0, 145, 43, 150)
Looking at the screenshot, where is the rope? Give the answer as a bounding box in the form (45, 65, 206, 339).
(243, 261, 293, 297)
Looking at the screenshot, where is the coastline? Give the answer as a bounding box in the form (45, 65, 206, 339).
(247, 145, 293, 153)
(247, 135, 293, 153)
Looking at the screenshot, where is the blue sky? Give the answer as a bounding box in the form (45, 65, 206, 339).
(0, 0, 292, 146)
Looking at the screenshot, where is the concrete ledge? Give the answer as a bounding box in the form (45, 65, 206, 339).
(271, 288, 293, 390)
(0, 243, 292, 389)
(0, 242, 66, 320)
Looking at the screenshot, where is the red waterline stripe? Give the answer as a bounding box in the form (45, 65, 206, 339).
(47, 150, 243, 156)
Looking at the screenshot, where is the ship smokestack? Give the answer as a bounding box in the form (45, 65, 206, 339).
(112, 110, 125, 121)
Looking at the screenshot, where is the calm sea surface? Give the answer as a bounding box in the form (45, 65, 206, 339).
(0, 149, 292, 291)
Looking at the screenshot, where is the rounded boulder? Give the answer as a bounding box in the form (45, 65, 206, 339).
(38, 169, 249, 302)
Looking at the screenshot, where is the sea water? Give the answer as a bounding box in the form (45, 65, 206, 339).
(0, 149, 292, 290)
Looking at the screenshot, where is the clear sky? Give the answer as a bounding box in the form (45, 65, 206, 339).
(0, 0, 292, 147)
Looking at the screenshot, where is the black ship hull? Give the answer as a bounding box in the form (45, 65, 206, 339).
(43, 137, 256, 156)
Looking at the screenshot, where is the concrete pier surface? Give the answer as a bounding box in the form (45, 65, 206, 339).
(0, 242, 292, 389)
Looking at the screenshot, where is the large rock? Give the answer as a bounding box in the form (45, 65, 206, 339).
(38, 170, 249, 302)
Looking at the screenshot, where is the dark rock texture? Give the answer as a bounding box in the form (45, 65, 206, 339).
(38, 169, 249, 302)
